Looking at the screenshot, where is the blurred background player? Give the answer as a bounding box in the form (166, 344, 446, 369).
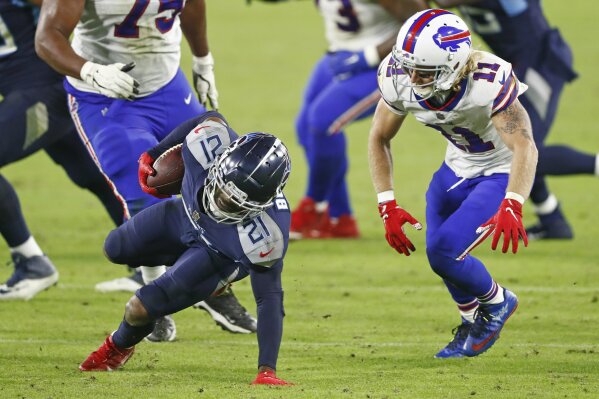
(369, 9, 537, 357)
(253, 0, 427, 239)
(35, 0, 256, 338)
(0, 0, 124, 300)
(431, 0, 598, 240)
(80, 112, 293, 386)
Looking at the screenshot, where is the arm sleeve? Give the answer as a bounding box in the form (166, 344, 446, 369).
(147, 111, 228, 159)
(249, 261, 284, 370)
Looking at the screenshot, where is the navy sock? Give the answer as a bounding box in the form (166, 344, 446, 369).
(112, 318, 155, 348)
(0, 174, 31, 246)
(538, 145, 595, 176)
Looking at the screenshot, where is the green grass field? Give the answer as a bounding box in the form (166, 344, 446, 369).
(1, 2, 599, 398)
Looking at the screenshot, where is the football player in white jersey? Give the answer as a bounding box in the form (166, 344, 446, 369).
(369, 9, 538, 357)
(271, 0, 428, 239)
(34, 0, 257, 339)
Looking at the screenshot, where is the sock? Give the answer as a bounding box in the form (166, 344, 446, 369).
(534, 194, 558, 215)
(595, 154, 599, 176)
(478, 281, 504, 305)
(10, 236, 44, 258)
(141, 265, 166, 284)
(457, 299, 478, 323)
(112, 318, 155, 348)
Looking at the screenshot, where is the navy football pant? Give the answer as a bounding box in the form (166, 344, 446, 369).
(425, 163, 508, 304)
(296, 55, 379, 217)
(66, 69, 205, 219)
(516, 29, 596, 206)
(104, 199, 247, 317)
(0, 82, 124, 246)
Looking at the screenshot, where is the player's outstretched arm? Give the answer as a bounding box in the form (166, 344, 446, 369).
(477, 99, 538, 253)
(368, 101, 422, 256)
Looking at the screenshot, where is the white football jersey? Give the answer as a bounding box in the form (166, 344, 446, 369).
(378, 51, 527, 178)
(67, 0, 184, 97)
(317, 0, 400, 51)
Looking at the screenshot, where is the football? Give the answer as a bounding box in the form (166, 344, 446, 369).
(146, 144, 185, 195)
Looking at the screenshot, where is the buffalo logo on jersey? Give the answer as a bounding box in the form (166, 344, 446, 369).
(433, 26, 471, 53)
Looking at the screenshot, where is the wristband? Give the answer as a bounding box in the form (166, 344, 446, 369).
(377, 190, 395, 204)
(505, 191, 525, 204)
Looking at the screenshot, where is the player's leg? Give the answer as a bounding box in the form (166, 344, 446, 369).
(80, 244, 246, 371)
(520, 33, 595, 239)
(0, 84, 74, 300)
(425, 165, 518, 356)
(290, 56, 336, 239)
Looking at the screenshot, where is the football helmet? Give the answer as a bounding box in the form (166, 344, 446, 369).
(391, 9, 472, 101)
(203, 132, 291, 224)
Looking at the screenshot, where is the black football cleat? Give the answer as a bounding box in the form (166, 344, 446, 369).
(194, 288, 257, 334)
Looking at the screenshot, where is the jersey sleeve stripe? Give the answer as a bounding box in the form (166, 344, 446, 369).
(492, 75, 520, 116)
(492, 70, 515, 109)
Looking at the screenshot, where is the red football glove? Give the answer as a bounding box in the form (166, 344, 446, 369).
(476, 198, 528, 254)
(138, 152, 169, 199)
(378, 199, 422, 256)
(251, 370, 293, 386)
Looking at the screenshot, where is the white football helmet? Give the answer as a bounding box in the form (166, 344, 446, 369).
(391, 9, 472, 101)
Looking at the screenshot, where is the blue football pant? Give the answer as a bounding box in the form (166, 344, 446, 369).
(425, 163, 508, 304)
(0, 82, 123, 246)
(296, 54, 380, 217)
(67, 69, 205, 219)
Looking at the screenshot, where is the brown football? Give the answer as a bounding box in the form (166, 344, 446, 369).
(146, 144, 184, 196)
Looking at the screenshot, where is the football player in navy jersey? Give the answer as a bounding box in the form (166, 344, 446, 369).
(431, 0, 598, 239)
(36, 0, 257, 338)
(79, 111, 293, 385)
(0, 0, 124, 300)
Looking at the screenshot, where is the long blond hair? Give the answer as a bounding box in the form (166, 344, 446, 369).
(451, 50, 483, 92)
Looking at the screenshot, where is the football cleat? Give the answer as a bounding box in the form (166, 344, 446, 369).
(145, 315, 177, 342)
(526, 219, 573, 240)
(463, 289, 518, 357)
(329, 214, 360, 238)
(95, 269, 144, 293)
(251, 370, 293, 386)
(79, 335, 135, 371)
(0, 254, 58, 300)
(434, 319, 471, 358)
(289, 197, 331, 240)
(194, 288, 257, 334)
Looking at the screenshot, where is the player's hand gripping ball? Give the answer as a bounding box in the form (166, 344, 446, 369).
(141, 144, 185, 197)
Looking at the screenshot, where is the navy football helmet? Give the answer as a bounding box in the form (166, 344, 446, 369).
(203, 132, 291, 224)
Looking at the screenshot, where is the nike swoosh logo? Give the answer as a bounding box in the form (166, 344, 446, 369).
(184, 93, 192, 104)
(505, 207, 517, 220)
(471, 330, 499, 352)
(259, 248, 274, 257)
(498, 71, 506, 85)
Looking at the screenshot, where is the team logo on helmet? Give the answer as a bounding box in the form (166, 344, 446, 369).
(433, 26, 471, 52)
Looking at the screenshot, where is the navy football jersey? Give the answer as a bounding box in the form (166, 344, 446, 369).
(179, 119, 291, 269)
(458, 0, 576, 80)
(0, 0, 61, 92)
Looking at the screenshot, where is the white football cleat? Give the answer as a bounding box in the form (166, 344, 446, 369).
(95, 270, 143, 293)
(0, 254, 59, 300)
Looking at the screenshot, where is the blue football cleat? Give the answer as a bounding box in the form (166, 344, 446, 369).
(0, 254, 59, 300)
(434, 319, 472, 358)
(463, 289, 518, 357)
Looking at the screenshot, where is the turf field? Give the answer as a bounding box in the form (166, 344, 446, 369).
(1, 2, 598, 398)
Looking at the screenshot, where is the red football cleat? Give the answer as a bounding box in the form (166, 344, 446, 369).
(251, 370, 293, 386)
(330, 214, 360, 238)
(290, 197, 331, 240)
(79, 335, 135, 371)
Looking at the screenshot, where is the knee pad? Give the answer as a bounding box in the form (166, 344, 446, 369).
(136, 283, 171, 318)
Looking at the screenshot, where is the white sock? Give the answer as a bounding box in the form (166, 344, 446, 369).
(459, 306, 477, 323)
(534, 194, 558, 215)
(141, 266, 166, 284)
(315, 201, 328, 213)
(480, 283, 505, 305)
(595, 154, 599, 176)
(10, 236, 44, 258)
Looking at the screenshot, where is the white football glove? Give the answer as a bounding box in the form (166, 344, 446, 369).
(80, 61, 140, 100)
(192, 53, 219, 110)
